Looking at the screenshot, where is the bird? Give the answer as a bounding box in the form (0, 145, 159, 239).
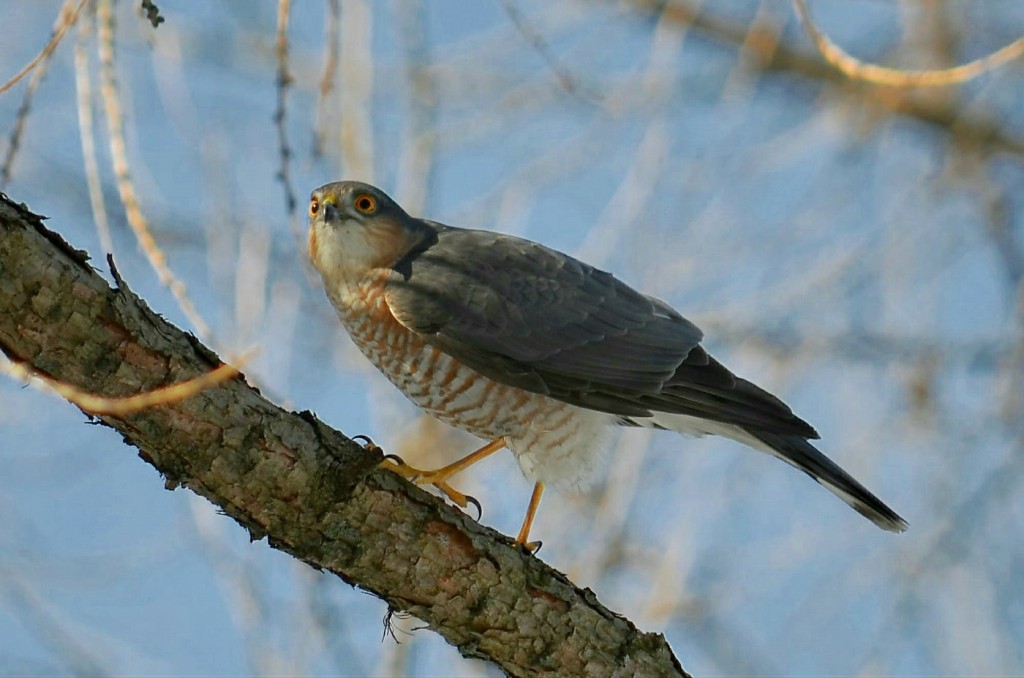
(306, 180, 907, 549)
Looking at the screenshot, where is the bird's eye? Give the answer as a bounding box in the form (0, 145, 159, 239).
(308, 197, 320, 218)
(354, 193, 377, 214)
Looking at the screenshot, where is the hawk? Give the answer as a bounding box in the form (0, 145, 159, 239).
(307, 180, 906, 548)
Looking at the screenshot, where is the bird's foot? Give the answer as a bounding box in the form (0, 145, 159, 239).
(379, 456, 482, 520)
(515, 538, 542, 554)
(513, 481, 545, 554)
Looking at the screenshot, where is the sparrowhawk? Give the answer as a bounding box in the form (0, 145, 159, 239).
(307, 180, 907, 547)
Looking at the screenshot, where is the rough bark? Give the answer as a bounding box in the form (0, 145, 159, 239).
(0, 192, 688, 678)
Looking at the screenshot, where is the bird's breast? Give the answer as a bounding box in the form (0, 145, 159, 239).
(328, 271, 503, 430)
(327, 270, 613, 486)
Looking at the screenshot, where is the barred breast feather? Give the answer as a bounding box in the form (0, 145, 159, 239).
(326, 269, 613, 487)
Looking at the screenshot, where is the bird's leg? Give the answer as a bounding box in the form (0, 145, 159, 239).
(380, 439, 506, 514)
(515, 482, 545, 553)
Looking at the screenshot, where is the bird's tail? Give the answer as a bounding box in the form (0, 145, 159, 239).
(637, 411, 907, 531)
(746, 430, 907, 532)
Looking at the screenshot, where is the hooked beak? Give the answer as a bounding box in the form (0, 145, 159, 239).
(321, 200, 341, 224)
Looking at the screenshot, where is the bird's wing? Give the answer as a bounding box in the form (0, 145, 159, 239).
(385, 225, 815, 437)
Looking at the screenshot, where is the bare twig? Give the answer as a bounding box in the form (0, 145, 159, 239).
(499, 0, 600, 104)
(274, 0, 297, 215)
(96, 0, 211, 339)
(623, 0, 1024, 157)
(2, 347, 254, 416)
(0, 0, 87, 95)
(73, 1, 115, 255)
(0, 564, 108, 675)
(792, 0, 1024, 87)
(1, 0, 87, 185)
(0, 48, 51, 187)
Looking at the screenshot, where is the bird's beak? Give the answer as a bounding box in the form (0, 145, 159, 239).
(321, 200, 339, 224)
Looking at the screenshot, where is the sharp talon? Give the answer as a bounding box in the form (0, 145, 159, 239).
(465, 494, 482, 521)
(517, 540, 541, 554)
(353, 435, 383, 454)
(434, 480, 467, 507)
(514, 482, 544, 553)
(372, 440, 506, 522)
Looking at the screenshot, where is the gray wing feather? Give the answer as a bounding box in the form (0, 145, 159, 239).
(386, 224, 816, 437)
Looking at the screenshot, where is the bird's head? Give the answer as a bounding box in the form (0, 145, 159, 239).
(307, 181, 426, 281)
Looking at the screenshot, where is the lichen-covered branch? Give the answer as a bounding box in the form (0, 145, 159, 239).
(0, 192, 687, 678)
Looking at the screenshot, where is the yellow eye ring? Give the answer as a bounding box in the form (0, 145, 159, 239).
(308, 197, 320, 219)
(354, 193, 377, 214)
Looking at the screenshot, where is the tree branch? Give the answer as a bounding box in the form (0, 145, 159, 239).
(0, 192, 687, 677)
(625, 0, 1024, 158)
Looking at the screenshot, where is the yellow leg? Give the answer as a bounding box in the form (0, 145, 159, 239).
(380, 438, 506, 511)
(418, 438, 506, 484)
(515, 481, 545, 552)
